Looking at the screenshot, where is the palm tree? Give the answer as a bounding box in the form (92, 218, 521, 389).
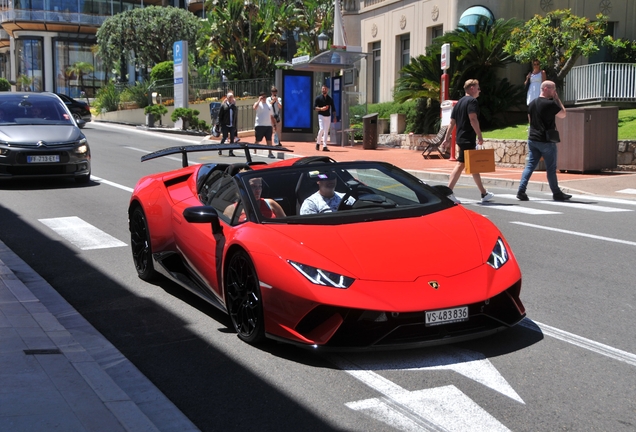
(66, 61, 94, 97)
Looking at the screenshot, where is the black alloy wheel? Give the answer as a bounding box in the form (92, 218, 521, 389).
(225, 251, 265, 344)
(130, 206, 156, 281)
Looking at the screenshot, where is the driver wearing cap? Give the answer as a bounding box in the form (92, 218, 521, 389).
(300, 171, 356, 215)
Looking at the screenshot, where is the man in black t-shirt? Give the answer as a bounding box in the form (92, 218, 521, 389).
(517, 80, 571, 201)
(314, 85, 336, 152)
(442, 79, 493, 204)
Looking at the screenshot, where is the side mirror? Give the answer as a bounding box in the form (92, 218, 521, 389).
(183, 206, 222, 234)
(76, 119, 86, 128)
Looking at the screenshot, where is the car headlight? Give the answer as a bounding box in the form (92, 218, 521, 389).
(75, 138, 88, 154)
(487, 238, 509, 269)
(288, 260, 354, 289)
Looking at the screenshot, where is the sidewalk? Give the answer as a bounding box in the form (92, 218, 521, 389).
(226, 137, 636, 199)
(0, 239, 198, 432)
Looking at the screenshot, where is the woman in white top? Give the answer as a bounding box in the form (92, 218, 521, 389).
(525, 59, 547, 105)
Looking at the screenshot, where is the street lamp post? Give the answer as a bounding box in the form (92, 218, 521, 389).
(317, 32, 329, 52)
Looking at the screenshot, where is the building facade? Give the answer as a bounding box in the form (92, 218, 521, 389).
(0, 0, 195, 97)
(343, 0, 636, 104)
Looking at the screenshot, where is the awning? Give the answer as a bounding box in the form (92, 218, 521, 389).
(281, 49, 368, 73)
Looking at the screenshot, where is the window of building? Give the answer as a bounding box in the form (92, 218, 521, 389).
(431, 25, 443, 41)
(16, 38, 43, 92)
(400, 34, 410, 71)
(372, 41, 381, 103)
(54, 39, 105, 98)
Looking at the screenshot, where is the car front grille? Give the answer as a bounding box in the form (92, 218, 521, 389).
(295, 280, 525, 349)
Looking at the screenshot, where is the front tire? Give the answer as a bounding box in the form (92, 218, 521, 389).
(130, 206, 157, 281)
(225, 251, 265, 344)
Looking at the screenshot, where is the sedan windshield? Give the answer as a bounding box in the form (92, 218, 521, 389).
(0, 95, 73, 126)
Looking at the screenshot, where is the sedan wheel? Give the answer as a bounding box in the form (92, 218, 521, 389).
(72, 112, 85, 128)
(130, 206, 156, 281)
(225, 251, 265, 344)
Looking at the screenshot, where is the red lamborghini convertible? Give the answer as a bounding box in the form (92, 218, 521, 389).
(129, 143, 525, 350)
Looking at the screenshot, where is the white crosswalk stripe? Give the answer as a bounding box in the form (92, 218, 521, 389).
(493, 194, 633, 213)
(454, 193, 634, 215)
(39, 217, 127, 250)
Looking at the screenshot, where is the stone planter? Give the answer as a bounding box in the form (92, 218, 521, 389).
(145, 114, 155, 127)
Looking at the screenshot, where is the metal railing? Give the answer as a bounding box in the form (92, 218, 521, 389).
(150, 78, 273, 104)
(0, 9, 107, 26)
(563, 62, 636, 104)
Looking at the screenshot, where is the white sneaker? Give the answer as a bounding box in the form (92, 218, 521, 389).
(448, 193, 461, 204)
(481, 191, 494, 203)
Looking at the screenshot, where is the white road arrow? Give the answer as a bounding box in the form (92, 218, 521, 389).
(330, 347, 522, 431)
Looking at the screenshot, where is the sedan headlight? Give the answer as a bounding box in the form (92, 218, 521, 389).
(75, 138, 88, 154)
(487, 238, 509, 269)
(289, 260, 354, 289)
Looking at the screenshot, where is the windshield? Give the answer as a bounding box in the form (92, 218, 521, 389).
(0, 94, 74, 126)
(237, 161, 451, 224)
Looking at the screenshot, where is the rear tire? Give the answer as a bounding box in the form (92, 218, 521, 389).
(130, 206, 157, 281)
(225, 251, 265, 344)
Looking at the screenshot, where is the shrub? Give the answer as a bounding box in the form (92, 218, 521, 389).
(0, 78, 10, 91)
(150, 61, 174, 83)
(120, 81, 151, 109)
(171, 108, 208, 131)
(144, 104, 168, 122)
(93, 83, 120, 113)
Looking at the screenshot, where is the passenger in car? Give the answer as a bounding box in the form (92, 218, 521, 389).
(224, 176, 286, 221)
(300, 171, 356, 214)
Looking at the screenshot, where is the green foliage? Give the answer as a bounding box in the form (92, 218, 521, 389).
(0, 78, 10, 91)
(171, 108, 207, 131)
(199, 0, 331, 80)
(504, 9, 615, 87)
(150, 61, 174, 83)
(607, 39, 636, 63)
(144, 104, 168, 121)
(96, 6, 200, 78)
(395, 17, 525, 131)
(93, 83, 120, 113)
(120, 81, 152, 108)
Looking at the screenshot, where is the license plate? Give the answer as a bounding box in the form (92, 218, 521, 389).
(27, 155, 60, 163)
(425, 306, 468, 327)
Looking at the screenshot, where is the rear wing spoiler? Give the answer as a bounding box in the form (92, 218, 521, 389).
(141, 143, 293, 167)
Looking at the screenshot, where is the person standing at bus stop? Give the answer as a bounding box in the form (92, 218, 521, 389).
(314, 85, 336, 152)
(216, 92, 237, 157)
(441, 79, 494, 204)
(267, 86, 282, 146)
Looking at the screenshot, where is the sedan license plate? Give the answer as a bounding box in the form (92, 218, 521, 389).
(425, 306, 468, 327)
(27, 155, 60, 163)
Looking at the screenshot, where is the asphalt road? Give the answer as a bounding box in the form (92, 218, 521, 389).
(0, 122, 634, 431)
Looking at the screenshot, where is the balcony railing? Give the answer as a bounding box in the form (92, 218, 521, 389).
(0, 9, 108, 26)
(563, 62, 636, 105)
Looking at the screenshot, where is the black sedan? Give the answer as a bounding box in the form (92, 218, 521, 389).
(55, 93, 92, 127)
(0, 92, 91, 183)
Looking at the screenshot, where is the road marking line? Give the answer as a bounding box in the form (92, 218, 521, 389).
(617, 188, 636, 195)
(91, 176, 134, 193)
(39, 217, 127, 250)
(521, 319, 636, 367)
(331, 356, 510, 431)
(511, 221, 636, 247)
